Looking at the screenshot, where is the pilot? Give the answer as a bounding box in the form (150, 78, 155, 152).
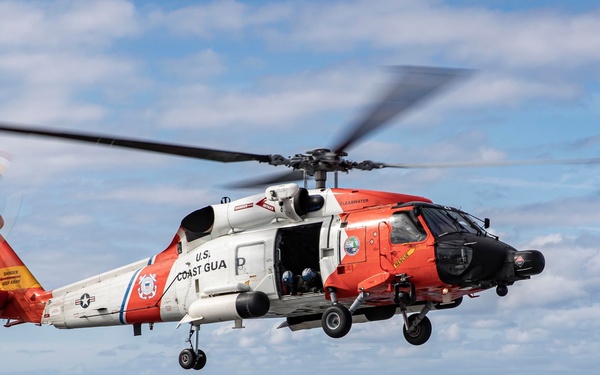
(301, 268, 323, 293)
(282, 270, 302, 295)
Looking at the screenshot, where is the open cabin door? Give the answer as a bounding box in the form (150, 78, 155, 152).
(274, 222, 323, 297)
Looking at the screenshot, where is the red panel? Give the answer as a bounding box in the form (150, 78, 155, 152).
(122, 233, 180, 324)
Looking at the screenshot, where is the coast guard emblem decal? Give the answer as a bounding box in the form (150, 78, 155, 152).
(138, 273, 158, 300)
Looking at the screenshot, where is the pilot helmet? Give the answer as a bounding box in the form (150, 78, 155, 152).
(282, 270, 294, 285)
(301, 268, 317, 282)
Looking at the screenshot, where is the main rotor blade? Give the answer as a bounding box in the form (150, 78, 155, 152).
(225, 170, 306, 189)
(0, 123, 271, 163)
(332, 66, 470, 155)
(381, 157, 600, 169)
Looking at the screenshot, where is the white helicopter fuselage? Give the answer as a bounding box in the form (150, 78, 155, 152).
(40, 185, 347, 330)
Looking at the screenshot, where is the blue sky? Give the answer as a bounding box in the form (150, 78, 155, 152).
(0, 0, 600, 374)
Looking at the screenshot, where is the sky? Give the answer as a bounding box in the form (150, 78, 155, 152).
(0, 0, 600, 374)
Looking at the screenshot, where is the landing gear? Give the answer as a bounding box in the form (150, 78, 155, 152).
(321, 288, 368, 339)
(322, 304, 352, 338)
(394, 274, 434, 346)
(193, 350, 207, 370)
(402, 314, 432, 346)
(320, 277, 436, 345)
(179, 324, 207, 371)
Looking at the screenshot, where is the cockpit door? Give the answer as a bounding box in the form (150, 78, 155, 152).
(378, 222, 394, 271)
(379, 211, 427, 273)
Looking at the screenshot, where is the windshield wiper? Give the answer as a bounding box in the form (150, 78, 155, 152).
(444, 212, 466, 232)
(436, 229, 465, 239)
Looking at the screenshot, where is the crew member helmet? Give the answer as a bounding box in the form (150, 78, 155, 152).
(282, 270, 294, 285)
(301, 268, 317, 282)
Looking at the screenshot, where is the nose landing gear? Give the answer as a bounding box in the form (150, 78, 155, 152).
(179, 324, 207, 371)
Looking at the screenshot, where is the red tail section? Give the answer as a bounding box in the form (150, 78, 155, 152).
(0, 234, 48, 326)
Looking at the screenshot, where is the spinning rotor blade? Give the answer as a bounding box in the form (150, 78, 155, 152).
(332, 66, 470, 155)
(0, 123, 271, 163)
(381, 157, 600, 169)
(226, 170, 306, 189)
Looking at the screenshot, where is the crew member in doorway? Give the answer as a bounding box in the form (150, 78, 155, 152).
(282, 270, 303, 295)
(301, 268, 323, 293)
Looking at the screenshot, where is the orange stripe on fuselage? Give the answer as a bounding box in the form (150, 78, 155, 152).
(121, 233, 181, 324)
(122, 262, 172, 324)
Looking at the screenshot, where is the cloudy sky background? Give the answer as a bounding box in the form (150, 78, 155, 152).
(1, 0, 600, 374)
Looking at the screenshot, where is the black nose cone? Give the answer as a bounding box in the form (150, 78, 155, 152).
(514, 250, 545, 276)
(435, 234, 545, 287)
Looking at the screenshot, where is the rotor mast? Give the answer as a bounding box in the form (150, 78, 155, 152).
(315, 171, 327, 189)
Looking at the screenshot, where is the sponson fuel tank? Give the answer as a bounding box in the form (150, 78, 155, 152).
(178, 291, 270, 326)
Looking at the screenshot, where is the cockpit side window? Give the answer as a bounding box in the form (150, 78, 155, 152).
(390, 212, 426, 244)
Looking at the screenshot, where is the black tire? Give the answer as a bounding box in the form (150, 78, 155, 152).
(321, 305, 352, 338)
(402, 315, 432, 346)
(193, 349, 207, 370)
(179, 348, 196, 370)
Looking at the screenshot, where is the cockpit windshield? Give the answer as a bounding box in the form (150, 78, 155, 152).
(421, 206, 484, 238)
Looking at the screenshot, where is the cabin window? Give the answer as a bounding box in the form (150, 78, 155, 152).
(390, 212, 426, 244)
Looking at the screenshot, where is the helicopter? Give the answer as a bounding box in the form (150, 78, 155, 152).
(1, 66, 577, 371)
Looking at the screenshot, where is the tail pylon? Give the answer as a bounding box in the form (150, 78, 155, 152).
(0, 218, 48, 326)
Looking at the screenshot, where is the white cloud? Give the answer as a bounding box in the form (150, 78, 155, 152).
(147, 0, 290, 38)
(156, 65, 374, 129)
(92, 185, 215, 206)
(262, 1, 600, 69)
(0, 0, 139, 50)
(164, 49, 226, 80)
(484, 195, 600, 228)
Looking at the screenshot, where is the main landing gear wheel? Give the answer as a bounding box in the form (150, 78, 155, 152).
(322, 305, 352, 338)
(178, 348, 207, 370)
(193, 350, 207, 370)
(179, 348, 196, 370)
(403, 314, 432, 346)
